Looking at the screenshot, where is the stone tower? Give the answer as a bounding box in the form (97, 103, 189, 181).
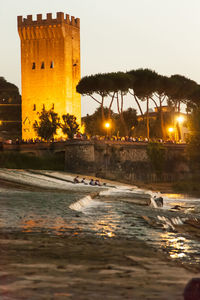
(17, 12, 81, 140)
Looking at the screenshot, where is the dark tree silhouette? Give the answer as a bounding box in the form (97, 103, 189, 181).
(187, 84, 200, 111)
(82, 107, 114, 137)
(107, 72, 131, 135)
(82, 107, 137, 137)
(77, 73, 111, 121)
(0, 77, 21, 139)
(0, 77, 21, 104)
(154, 75, 172, 139)
(128, 69, 158, 139)
(60, 114, 79, 139)
(33, 108, 60, 141)
(166, 75, 197, 112)
(77, 68, 200, 141)
(114, 108, 138, 137)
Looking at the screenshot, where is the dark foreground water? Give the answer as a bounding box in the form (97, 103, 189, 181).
(0, 169, 200, 299)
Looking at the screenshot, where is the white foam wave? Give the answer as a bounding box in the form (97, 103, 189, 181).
(0, 169, 105, 192)
(171, 217, 183, 225)
(150, 197, 158, 208)
(69, 195, 101, 212)
(99, 188, 116, 196)
(157, 215, 175, 230)
(0, 169, 74, 189)
(157, 215, 183, 231)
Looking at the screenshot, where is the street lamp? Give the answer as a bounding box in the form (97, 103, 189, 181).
(104, 122, 111, 137)
(168, 127, 174, 133)
(176, 116, 184, 124)
(176, 115, 185, 142)
(176, 116, 184, 123)
(168, 127, 175, 142)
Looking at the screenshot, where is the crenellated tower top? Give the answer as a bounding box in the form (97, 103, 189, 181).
(17, 12, 80, 28)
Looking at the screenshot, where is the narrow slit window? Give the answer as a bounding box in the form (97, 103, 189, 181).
(52, 103, 54, 110)
(32, 62, 36, 69)
(50, 61, 54, 68)
(33, 104, 36, 111)
(41, 62, 45, 69)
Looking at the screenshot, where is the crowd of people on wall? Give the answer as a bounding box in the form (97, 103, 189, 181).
(1, 134, 183, 145)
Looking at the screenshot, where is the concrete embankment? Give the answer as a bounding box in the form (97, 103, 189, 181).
(0, 140, 191, 185)
(65, 140, 190, 184)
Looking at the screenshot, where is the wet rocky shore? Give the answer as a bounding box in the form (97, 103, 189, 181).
(0, 232, 197, 300)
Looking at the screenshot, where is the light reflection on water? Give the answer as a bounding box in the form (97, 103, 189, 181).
(164, 194, 186, 200)
(21, 215, 76, 235)
(89, 218, 117, 238)
(0, 188, 200, 265)
(159, 234, 189, 259)
(20, 211, 118, 238)
(163, 193, 200, 208)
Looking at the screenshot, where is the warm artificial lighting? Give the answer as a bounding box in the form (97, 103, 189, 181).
(105, 122, 110, 129)
(168, 127, 174, 133)
(18, 12, 81, 140)
(176, 116, 184, 123)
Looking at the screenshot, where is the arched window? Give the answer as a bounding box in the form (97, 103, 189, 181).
(50, 61, 54, 68)
(32, 62, 36, 69)
(41, 62, 45, 69)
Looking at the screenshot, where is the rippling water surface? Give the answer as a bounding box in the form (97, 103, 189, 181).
(0, 169, 200, 267)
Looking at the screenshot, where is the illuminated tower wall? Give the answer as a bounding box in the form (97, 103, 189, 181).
(17, 12, 81, 140)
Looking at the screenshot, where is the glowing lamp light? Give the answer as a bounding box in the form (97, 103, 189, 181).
(168, 127, 174, 133)
(176, 116, 184, 123)
(105, 122, 110, 129)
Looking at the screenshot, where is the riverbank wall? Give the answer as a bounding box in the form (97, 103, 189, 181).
(0, 140, 190, 183)
(65, 141, 190, 184)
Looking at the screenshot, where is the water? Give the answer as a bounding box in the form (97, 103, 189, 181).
(0, 169, 200, 268)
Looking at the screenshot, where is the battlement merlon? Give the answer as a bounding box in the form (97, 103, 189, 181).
(17, 12, 80, 28)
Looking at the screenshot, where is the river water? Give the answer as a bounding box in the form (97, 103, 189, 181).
(0, 168, 200, 269)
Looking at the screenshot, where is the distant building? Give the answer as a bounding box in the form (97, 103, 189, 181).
(17, 12, 81, 140)
(137, 106, 189, 142)
(137, 106, 178, 121)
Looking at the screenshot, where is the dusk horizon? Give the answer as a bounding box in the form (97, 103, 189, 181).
(2, 0, 200, 115)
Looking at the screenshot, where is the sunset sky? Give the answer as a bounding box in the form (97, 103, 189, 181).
(1, 0, 200, 115)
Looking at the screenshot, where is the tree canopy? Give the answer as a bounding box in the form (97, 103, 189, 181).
(0, 77, 21, 104)
(0, 77, 21, 140)
(77, 68, 200, 139)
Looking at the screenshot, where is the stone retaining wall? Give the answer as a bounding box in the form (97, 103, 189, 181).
(64, 141, 190, 183)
